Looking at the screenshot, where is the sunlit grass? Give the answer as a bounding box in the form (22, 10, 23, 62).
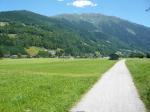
(0, 58, 115, 112)
(126, 59, 150, 112)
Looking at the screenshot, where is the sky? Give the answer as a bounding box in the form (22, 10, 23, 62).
(0, 0, 150, 27)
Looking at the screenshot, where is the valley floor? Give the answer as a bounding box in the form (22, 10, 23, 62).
(0, 58, 149, 112)
(0, 58, 115, 112)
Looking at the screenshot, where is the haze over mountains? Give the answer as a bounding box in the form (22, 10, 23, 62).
(0, 10, 150, 57)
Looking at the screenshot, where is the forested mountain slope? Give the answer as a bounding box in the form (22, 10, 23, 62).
(0, 10, 150, 57)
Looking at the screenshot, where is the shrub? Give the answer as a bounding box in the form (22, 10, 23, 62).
(38, 51, 49, 58)
(109, 54, 119, 60)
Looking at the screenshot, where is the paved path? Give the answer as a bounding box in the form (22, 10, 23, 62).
(71, 60, 146, 112)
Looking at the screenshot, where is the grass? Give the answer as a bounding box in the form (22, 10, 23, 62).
(0, 58, 115, 112)
(126, 59, 150, 112)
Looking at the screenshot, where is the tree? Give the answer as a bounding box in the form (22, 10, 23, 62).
(26, 46, 39, 57)
(17, 53, 22, 58)
(0, 48, 4, 58)
(56, 48, 64, 57)
(94, 51, 101, 58)
(146, 53, 150, 58)
(116, 51, 124, 57)
(129, 53, 145, 58)
(109, 53, 119, 60)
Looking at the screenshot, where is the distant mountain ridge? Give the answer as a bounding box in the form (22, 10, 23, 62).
(0, 10, 150, 57)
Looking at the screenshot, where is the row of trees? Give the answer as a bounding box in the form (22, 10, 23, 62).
(1, 46, 150, 59)
(129, 53, 150, 58)
(0, 47, 102, 59)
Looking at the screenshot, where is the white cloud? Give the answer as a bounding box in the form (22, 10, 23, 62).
(70, 0, 97, 8)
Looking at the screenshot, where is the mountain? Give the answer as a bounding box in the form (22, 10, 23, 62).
(55, 13, 150, 52)
(0, 10, 150, 57)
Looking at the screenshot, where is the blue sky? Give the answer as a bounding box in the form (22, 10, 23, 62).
(0, 0, 150, 27)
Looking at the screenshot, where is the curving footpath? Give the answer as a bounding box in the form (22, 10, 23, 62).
(71, 60, 146, 112)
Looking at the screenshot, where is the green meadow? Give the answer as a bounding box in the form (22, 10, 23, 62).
(0, 58, 115, 112)
(126, 59, 150, 112)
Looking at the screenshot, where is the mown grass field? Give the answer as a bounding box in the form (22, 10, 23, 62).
(0, 58, 115, 112)
(126, 59, 150, 112)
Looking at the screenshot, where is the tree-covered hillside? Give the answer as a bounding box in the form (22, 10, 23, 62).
(56, 13, 150, 52)
(0, 10, 150, 57)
